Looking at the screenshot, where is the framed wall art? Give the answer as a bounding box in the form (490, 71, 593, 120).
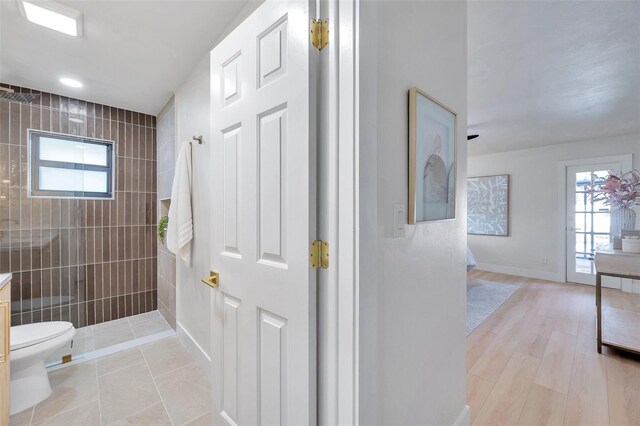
(408, 87, 457, 224)
(467, 174, 510, 236)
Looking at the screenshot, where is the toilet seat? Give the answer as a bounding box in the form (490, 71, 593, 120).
(9, 321, 76, 416)
(11, 322, 74, 351)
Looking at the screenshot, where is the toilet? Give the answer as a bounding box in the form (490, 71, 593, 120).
(9, 322, 75, 415)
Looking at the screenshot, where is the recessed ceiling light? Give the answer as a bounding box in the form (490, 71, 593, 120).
(60, 77, 83, 88)
(16, 0, 83, 37)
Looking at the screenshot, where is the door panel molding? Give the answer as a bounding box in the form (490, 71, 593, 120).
(210, 1, 317, 424)
(257, 104, 288, 267)
(222, 124, 242, 258)
(221, 294, 240, 424)
(258, 309, 288, 425)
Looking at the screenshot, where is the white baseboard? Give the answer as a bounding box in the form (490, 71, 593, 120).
(621, 278, 640, 294)
(453, 405, 470, 426)
(476, 263, 564, 283)
(176, 321, 211, 375)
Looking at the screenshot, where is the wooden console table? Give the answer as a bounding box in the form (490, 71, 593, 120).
(594, 246, 640, 355)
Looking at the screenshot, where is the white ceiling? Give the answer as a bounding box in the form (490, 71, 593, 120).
(468, 1, 640, 155)
(0, 0, 250, 115)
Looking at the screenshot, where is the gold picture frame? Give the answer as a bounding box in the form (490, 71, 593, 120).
(408, 87, 458, 224)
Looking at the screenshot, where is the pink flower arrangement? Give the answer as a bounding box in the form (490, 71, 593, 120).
(589, 170, 640, 210)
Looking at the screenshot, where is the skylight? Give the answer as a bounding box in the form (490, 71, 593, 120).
(17, 0, 83, 37)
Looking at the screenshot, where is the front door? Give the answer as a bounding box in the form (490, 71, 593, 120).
(566, 162, 621, 286)
(209, 1, 317, 424)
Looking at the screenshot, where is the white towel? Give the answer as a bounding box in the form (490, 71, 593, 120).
(167, 142, 193, 265)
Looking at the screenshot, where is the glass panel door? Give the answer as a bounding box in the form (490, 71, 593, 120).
(566, 163, 620, 285)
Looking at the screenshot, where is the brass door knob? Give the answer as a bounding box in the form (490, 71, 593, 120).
(201, 271, 219, 288)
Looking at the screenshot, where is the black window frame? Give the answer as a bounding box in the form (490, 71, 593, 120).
(28, 129, 115, 199)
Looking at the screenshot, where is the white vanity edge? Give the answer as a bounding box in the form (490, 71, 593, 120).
(0, 273, 11, 290)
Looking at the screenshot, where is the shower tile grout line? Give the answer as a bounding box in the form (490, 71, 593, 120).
(0, 99, 157, 130)
(2, 88, 159, 330)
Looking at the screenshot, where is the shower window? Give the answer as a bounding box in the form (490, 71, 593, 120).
(28, 130, 115, 199)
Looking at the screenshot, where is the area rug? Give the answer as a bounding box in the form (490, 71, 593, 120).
(467, 279, 519, 335)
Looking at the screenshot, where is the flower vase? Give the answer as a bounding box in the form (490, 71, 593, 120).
(610, 208, 637, 238)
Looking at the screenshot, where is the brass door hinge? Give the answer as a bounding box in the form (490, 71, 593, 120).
(310, 240, 329, 269)
(310, 19, 329, 50)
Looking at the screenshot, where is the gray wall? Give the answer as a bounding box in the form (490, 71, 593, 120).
(174, 57, 212, 365)
(358, 2, 469, 424)
(468, 133, 640, 282)
(156, 98, 177, 328)
(170, 0, 264, 370)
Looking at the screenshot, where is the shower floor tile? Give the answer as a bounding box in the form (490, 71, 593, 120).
(93, 319, 137, 350)
(10, 337, 210, 426)
(45, 311, 171, 365)
(130, 315, 172, 338)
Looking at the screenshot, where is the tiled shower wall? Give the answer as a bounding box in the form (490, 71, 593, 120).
(156, 98, 177, 329)
(0, 84, 158, 328)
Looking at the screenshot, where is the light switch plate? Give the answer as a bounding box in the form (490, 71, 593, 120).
(393, 204, 406, 238)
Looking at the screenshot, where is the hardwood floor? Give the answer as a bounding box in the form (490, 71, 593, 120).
(467, 270, 640, 426)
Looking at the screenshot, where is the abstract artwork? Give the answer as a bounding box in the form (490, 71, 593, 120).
(467, 175, 510, 236)
(409, 87, 457, 223)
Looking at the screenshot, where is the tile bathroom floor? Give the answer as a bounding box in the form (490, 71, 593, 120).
(10, 336, 211, 426)
(46, 311, 174, 365)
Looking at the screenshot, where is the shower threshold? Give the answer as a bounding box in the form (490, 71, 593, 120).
(45, 310, 176, 371)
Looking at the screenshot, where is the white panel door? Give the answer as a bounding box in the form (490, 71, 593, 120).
(210, 1, 317, 424)
(566, 162, 621, 286)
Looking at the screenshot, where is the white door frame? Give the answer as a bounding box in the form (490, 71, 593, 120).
(317, 0, 359, 424)
(205, 0, 360, 421)
(566, 162, 623, 285)
(557, 154, 633, 284)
